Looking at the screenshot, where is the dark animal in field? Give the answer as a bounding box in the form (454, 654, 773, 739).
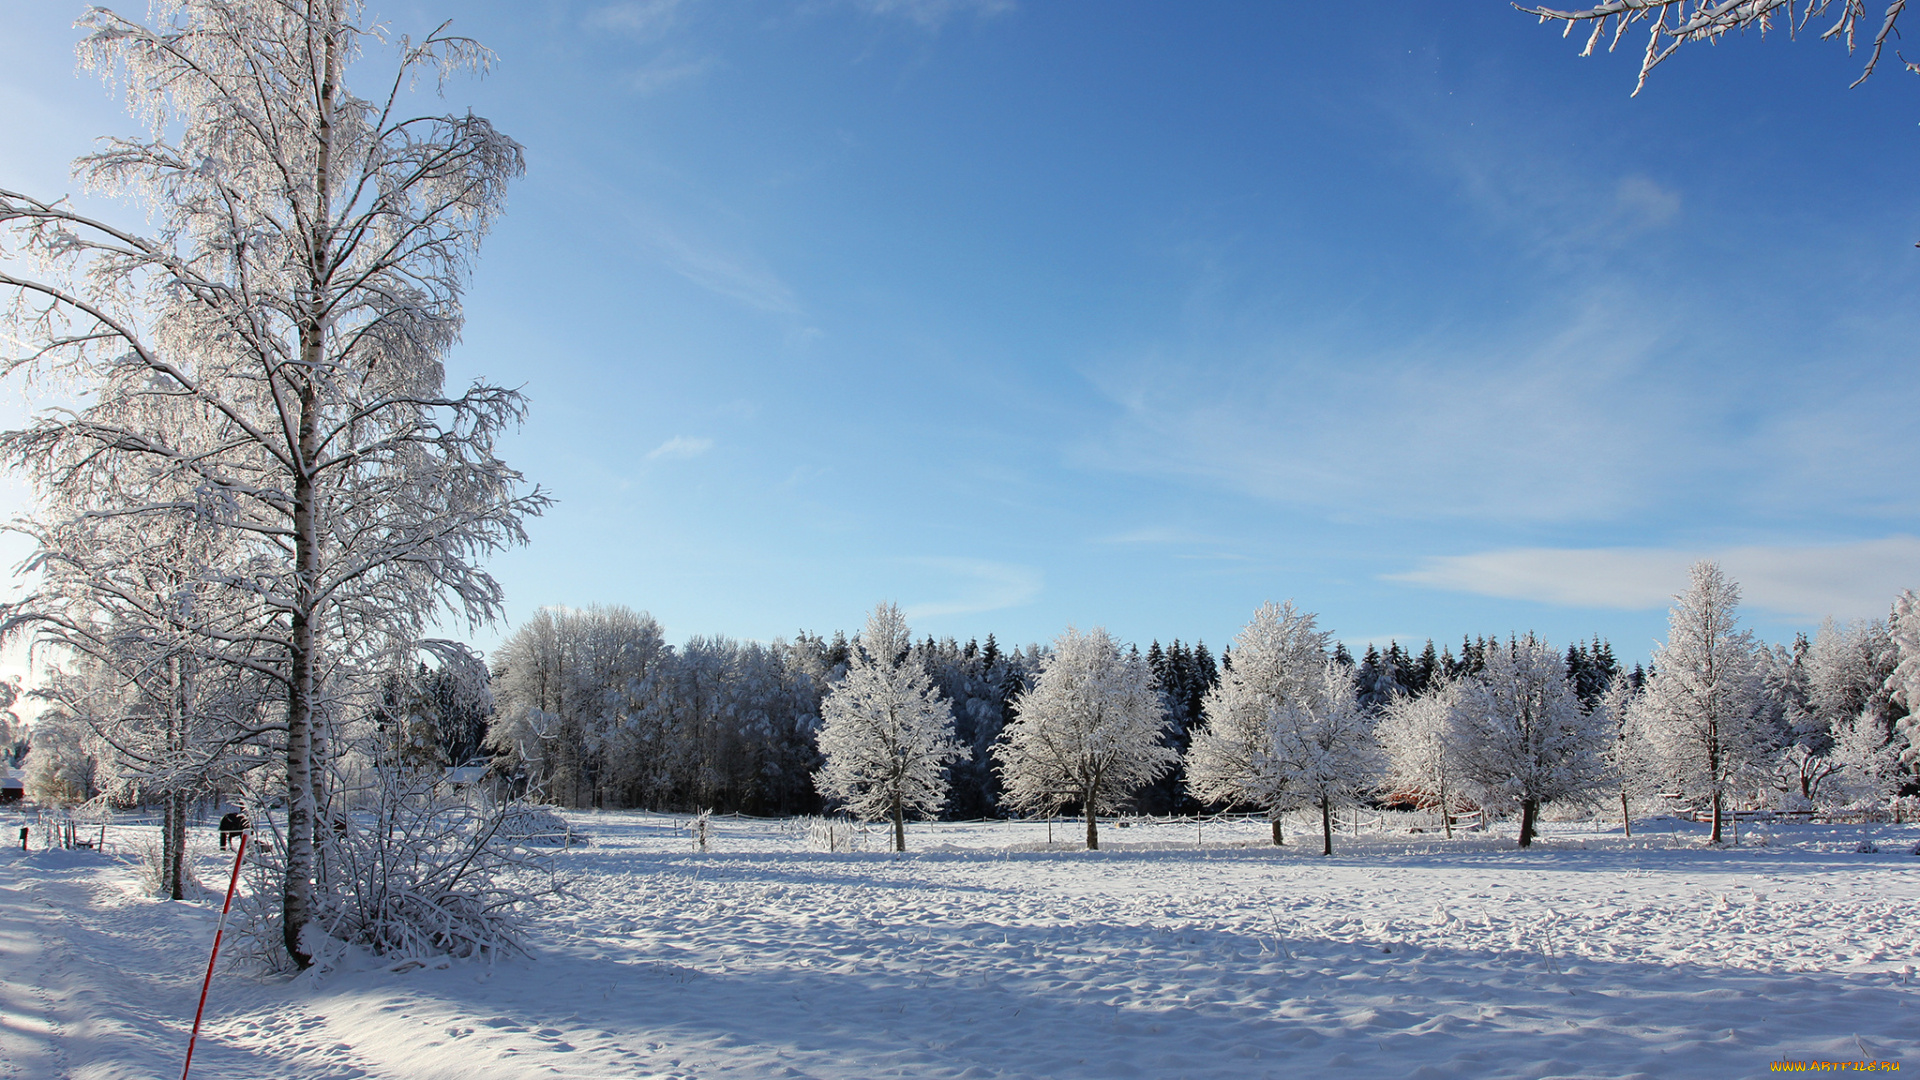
(218, 811, 249, 850)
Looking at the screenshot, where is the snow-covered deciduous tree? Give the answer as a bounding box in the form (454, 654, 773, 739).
(1634, 561, 1773, 844)
(21, 708, 103, 805)
(814, 604, 965, 852)
(1269, 662, 1380, 856)
(1779, 613, 1905, 806)
(6, 488, 278, 898)
(1376, 677, 1464, 838)
(1451, 636, 1611, 848)
(1521, 1, 1906, 97)
(1594, 676, 1654, 834)
(0, 2, 545, 966)
(489, 606, 669, 809)
(652, 635, 821, 814)
(1807, 617, 1900, 740)
(487, 611, 828, 816)
(996, 627, 1174, 850)
(1762, 634, 1844, 807)
(0, 680, 23, 762)
(1830, 708, 1905, 804)
(1186, 601, 1329, 844)
(1888, 590, 1920, 778)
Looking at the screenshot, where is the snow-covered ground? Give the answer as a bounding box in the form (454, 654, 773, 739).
(3, 809, 1917, 1079)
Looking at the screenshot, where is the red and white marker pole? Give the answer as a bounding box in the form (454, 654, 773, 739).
(182, 830, 247, 1080)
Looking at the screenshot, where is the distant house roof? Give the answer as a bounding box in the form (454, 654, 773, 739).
(443, 765, 489, 786)
(1, 770, 22, 791)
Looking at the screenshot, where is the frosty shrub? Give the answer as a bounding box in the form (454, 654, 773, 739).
(234, 773, 561, 970)
(801, 816, 874, 853)
(498, 804, 582, 847)
(691, 809, 713, 853)
(136, 832, 205, 898)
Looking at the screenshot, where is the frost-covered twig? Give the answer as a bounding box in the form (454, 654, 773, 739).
(1518, 1, 1906, 93)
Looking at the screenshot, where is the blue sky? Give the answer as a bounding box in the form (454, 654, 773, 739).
(3, 0, 1919, 666)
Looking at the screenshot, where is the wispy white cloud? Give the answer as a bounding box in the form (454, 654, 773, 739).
(1094, 525, 1224, 547)
(623, 55, 717, 95)
(586, 2, 716, 95)
(588, 0, 688, 39)
(1388, 537, 1920, 621)
(1611, 174, 1680, 231)
(649, 227, 803, 315)
(645, 435, 714, 461)
(1081, 257, 1920, 528)
(1339, 633, 1423, 654)
(1374, 63, 1686, 264)
(1078, 289, 1691, 524)
(845, 0, 1016, 30)
(902, 557, 1042, 619)
(1091, 526, 1250, 562)
(1436, 141, 1683, 261)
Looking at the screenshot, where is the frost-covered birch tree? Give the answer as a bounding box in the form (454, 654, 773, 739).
(1451, 635, 1611, 848)
(996, 627, 1174, 850)
(1634, 562, 1773, 844)
(1186, 601, 1328, 844)
(0, 2, 544, 966)
(814, 603, 964, 852)
(1270, 662, 1379, 856)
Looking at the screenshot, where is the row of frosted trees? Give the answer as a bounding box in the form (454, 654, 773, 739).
(489, 562, 1920, 851)
(821, 563, 1917, 852)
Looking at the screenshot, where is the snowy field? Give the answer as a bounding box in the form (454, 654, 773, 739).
(3, 809, 1918, 1080)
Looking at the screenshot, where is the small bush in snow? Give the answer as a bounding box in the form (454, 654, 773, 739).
(136, 833, 204, 897)
(233, 774, 563, 971)
(499, 804, 583, 847)
(1856, 839, 1880, 853)
(802, 816, 872, 853)
(691, 809, 714, 852)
